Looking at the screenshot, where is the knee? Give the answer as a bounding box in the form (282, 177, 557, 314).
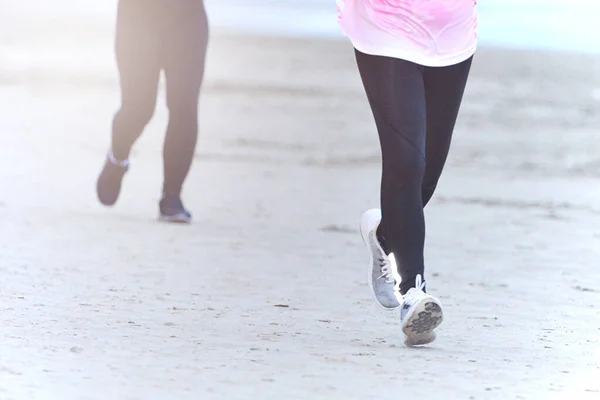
(382, 149, 425, 186)
(421, 179, 438, 203)
(166, 98, 199, 129)
(116, 100, 155, 130)
(165, 104, 199, 143)
(421, 178, 438, 193)
(421, 161, 445, 201)
(166, 89, 200, 118)
(167, 103, 198, 121)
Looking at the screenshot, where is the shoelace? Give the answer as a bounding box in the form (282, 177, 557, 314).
(401, 274, 427, 306)
(388, 255, 426, 304)
(377, 256, 395, 284)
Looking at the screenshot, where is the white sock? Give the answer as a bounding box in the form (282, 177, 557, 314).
(107, 150, 129, 168)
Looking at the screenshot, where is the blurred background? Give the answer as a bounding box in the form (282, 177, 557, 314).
(0, 1, 599, 400)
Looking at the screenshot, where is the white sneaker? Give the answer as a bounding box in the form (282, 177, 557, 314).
(359, 209, 400, 310)
(399, 273, 444, 346)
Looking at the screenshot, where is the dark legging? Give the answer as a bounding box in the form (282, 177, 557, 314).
(111, 0, 209, 196)
(355, 49, 473, 294)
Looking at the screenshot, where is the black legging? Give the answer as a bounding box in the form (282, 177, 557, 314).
(111, 0, 209, 196)
(355, 49, 473, 295)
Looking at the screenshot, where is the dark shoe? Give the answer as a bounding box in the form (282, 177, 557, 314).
(159, 195, 192, 224)
(96, 154, 129, 206)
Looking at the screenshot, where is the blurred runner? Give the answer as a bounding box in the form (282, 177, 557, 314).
(97, 0, 209, 223)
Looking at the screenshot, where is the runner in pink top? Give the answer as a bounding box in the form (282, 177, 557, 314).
(346, 1, 478, 346)
(338, 0, 478, 66)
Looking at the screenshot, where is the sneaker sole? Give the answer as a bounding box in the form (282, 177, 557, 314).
(402, 297, 443, 346)
(158, 213, 192, 224)
(359, 210, 399, 311)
